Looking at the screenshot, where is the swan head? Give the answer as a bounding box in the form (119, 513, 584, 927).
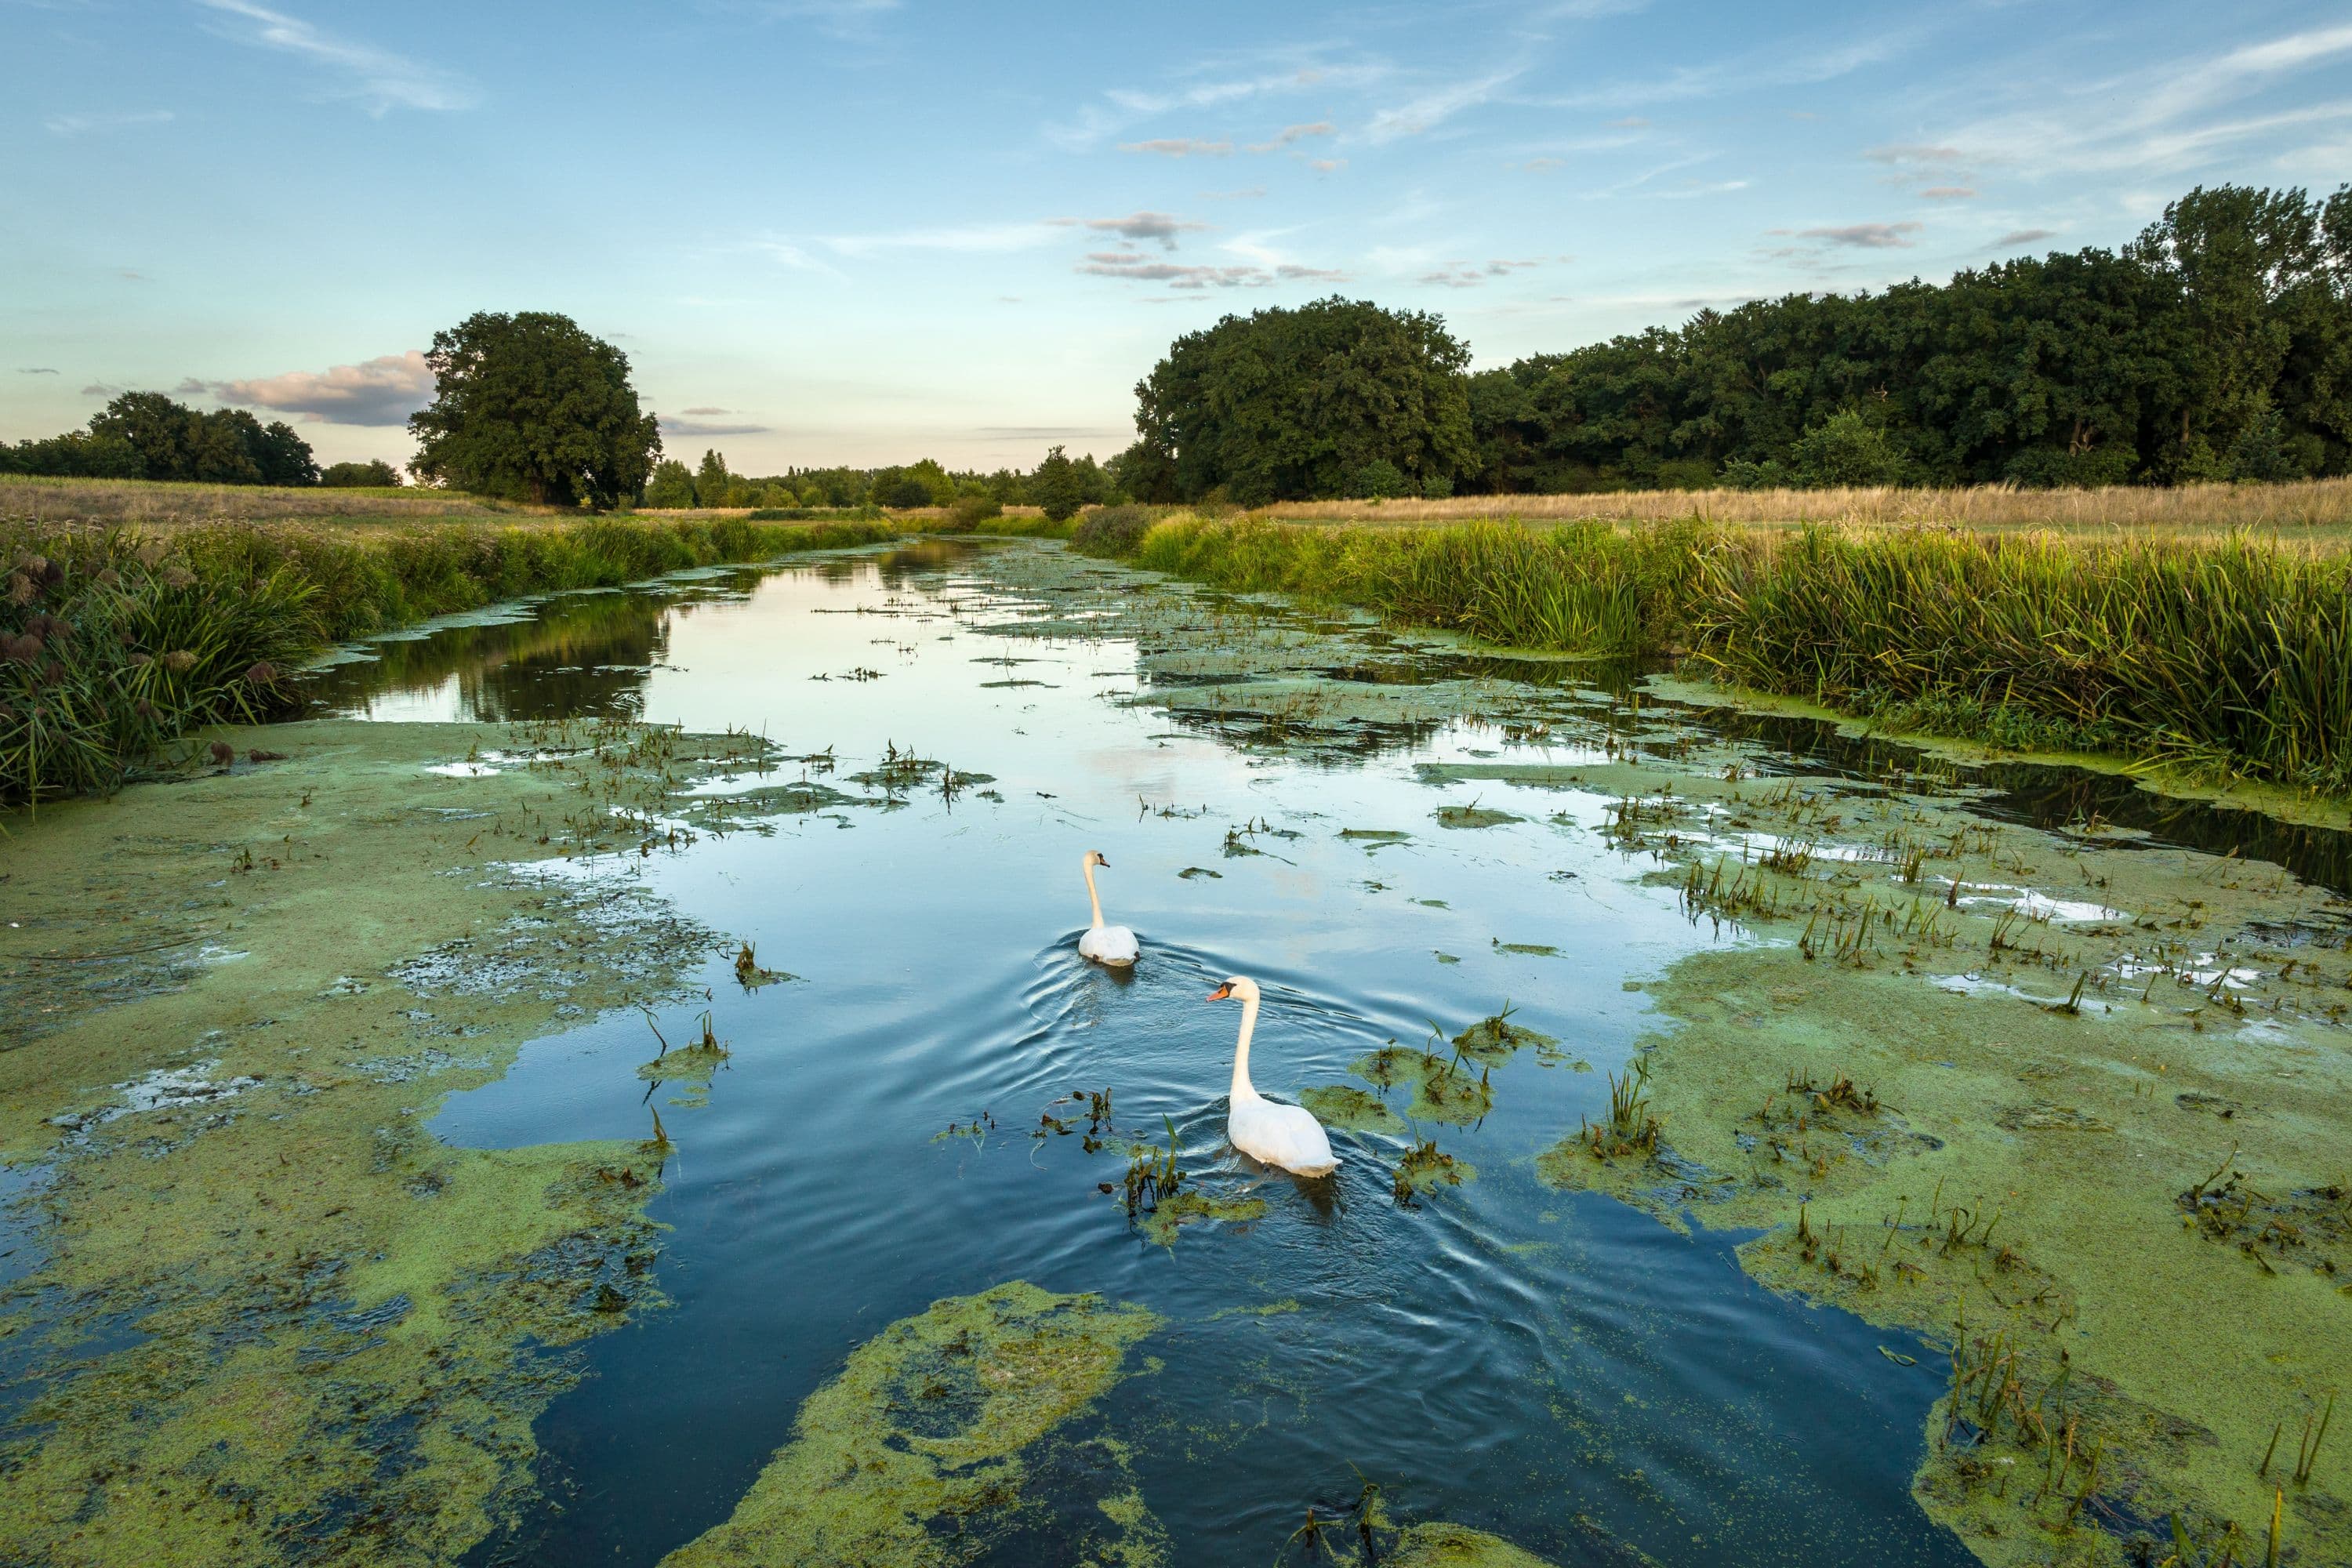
(1083, 850, 1110, 869)
(1207, 976, 1260, 1004)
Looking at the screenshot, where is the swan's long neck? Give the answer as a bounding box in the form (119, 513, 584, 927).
(1082, 859, 1105, 930)
(1230, 993, 1260, 1104)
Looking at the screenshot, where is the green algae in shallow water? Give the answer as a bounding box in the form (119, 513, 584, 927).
(1387, 1523, 1566, 1568)
(0, 718, 771, 1568)
(1493, 940, 1563, 958)
(659, 1282, 1160, 1568)
(1435, 803, 1523, 829)
(1136, 1189, 1269, 1247)
(1300, 1084, 1407, 1137)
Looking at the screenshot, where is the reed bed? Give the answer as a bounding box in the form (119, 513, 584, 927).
(0, 512, 906, 805)
(1102, 513, 2352, 794)
(1262, 477, 2352, 545)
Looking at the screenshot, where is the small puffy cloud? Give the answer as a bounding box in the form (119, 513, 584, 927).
(1311, 158, 1346, 172)
(1791, 221, 1923, 249)
(1420, 258, 1545, 288)
(1994, 227, 2059, 247)
(199, 350, 435, 426)
(1921, 185, 1977, 200)
(1245, 120, 1333, 152)
(45, 110, 174, 137)
(1119, 137, 1232, 156)
(82, 383, 123, 397)
(1083, 211, 1207, 249)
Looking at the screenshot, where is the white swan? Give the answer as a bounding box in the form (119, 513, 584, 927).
(1076, 851, 1139, 967)
(1208, 977, 1338, 1177)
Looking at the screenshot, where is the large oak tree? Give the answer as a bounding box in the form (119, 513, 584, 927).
(1129, 296, 1478, 505)
(408, 312, 661, 508)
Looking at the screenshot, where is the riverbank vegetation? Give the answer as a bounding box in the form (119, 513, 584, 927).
(1072, 506, 2352, 795)
(0, 512, 904, 804)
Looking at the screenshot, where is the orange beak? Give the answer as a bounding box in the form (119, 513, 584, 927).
(1207, 983, 1233, 1001)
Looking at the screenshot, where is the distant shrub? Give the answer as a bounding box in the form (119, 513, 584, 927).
(1071, 504, 1156, 556)
(880, 475, 935, 510)
(320, 459, 403, 488)
(1420, 474, 1454, 499)
(946, 493, 1004, 529)
(1348, 459, 1406, 499)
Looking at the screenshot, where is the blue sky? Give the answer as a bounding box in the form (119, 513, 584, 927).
(7, 1, 2350, 474)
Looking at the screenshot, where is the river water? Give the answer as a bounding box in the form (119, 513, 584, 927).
(314, 539, 1996, 1567)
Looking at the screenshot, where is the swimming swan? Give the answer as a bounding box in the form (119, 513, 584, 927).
(1208, 977, 1337, 1177)
(1077, 851, 1139, 967)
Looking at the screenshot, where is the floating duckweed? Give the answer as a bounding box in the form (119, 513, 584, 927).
(1436, 804, 1522, 830)
(1385, 1523, 1563, 1568)
(1206, 1298, 1303, 1321)
(1300, 1084, 1406, 1137)
(659, 1282, 1159, 1568)
(1136, 1190, 1269, 1247)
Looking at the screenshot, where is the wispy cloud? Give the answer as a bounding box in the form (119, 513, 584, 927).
(190, 350, 434, 426)
(720, 0, 901, 37)
(1047, 60, 1390, 151)
(1920, 186, 1977, 200)
(662, 415, 771, 437)
(1546, 27, 1931, 113)
(1993, 227, 2059, 247)
(822, 221, 1069, 257)
(17, 368, 60, 376)
(1363, 66, 1524, 143)
(1120, 137, 1232, 156)
(1916, 21, 2352, 176)
(195, 0, 477, 114)
(45, 109, 174, 137)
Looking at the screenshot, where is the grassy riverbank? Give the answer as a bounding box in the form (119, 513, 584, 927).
(0, 512, 909, 804)
(1072, 511, 2352, 797)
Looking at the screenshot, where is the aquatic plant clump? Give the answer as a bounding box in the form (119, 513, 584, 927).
(659, 1282, 1160, 1568)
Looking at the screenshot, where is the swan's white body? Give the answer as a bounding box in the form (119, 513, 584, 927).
(1078, 851, 1138, 967)
(1213, 978, 1337, 1177)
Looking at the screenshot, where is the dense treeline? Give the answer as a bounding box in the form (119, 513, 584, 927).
(3, 392, 321, 487)
(641, 445, 1116, 514)
(1116, 183, 2352, 503)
